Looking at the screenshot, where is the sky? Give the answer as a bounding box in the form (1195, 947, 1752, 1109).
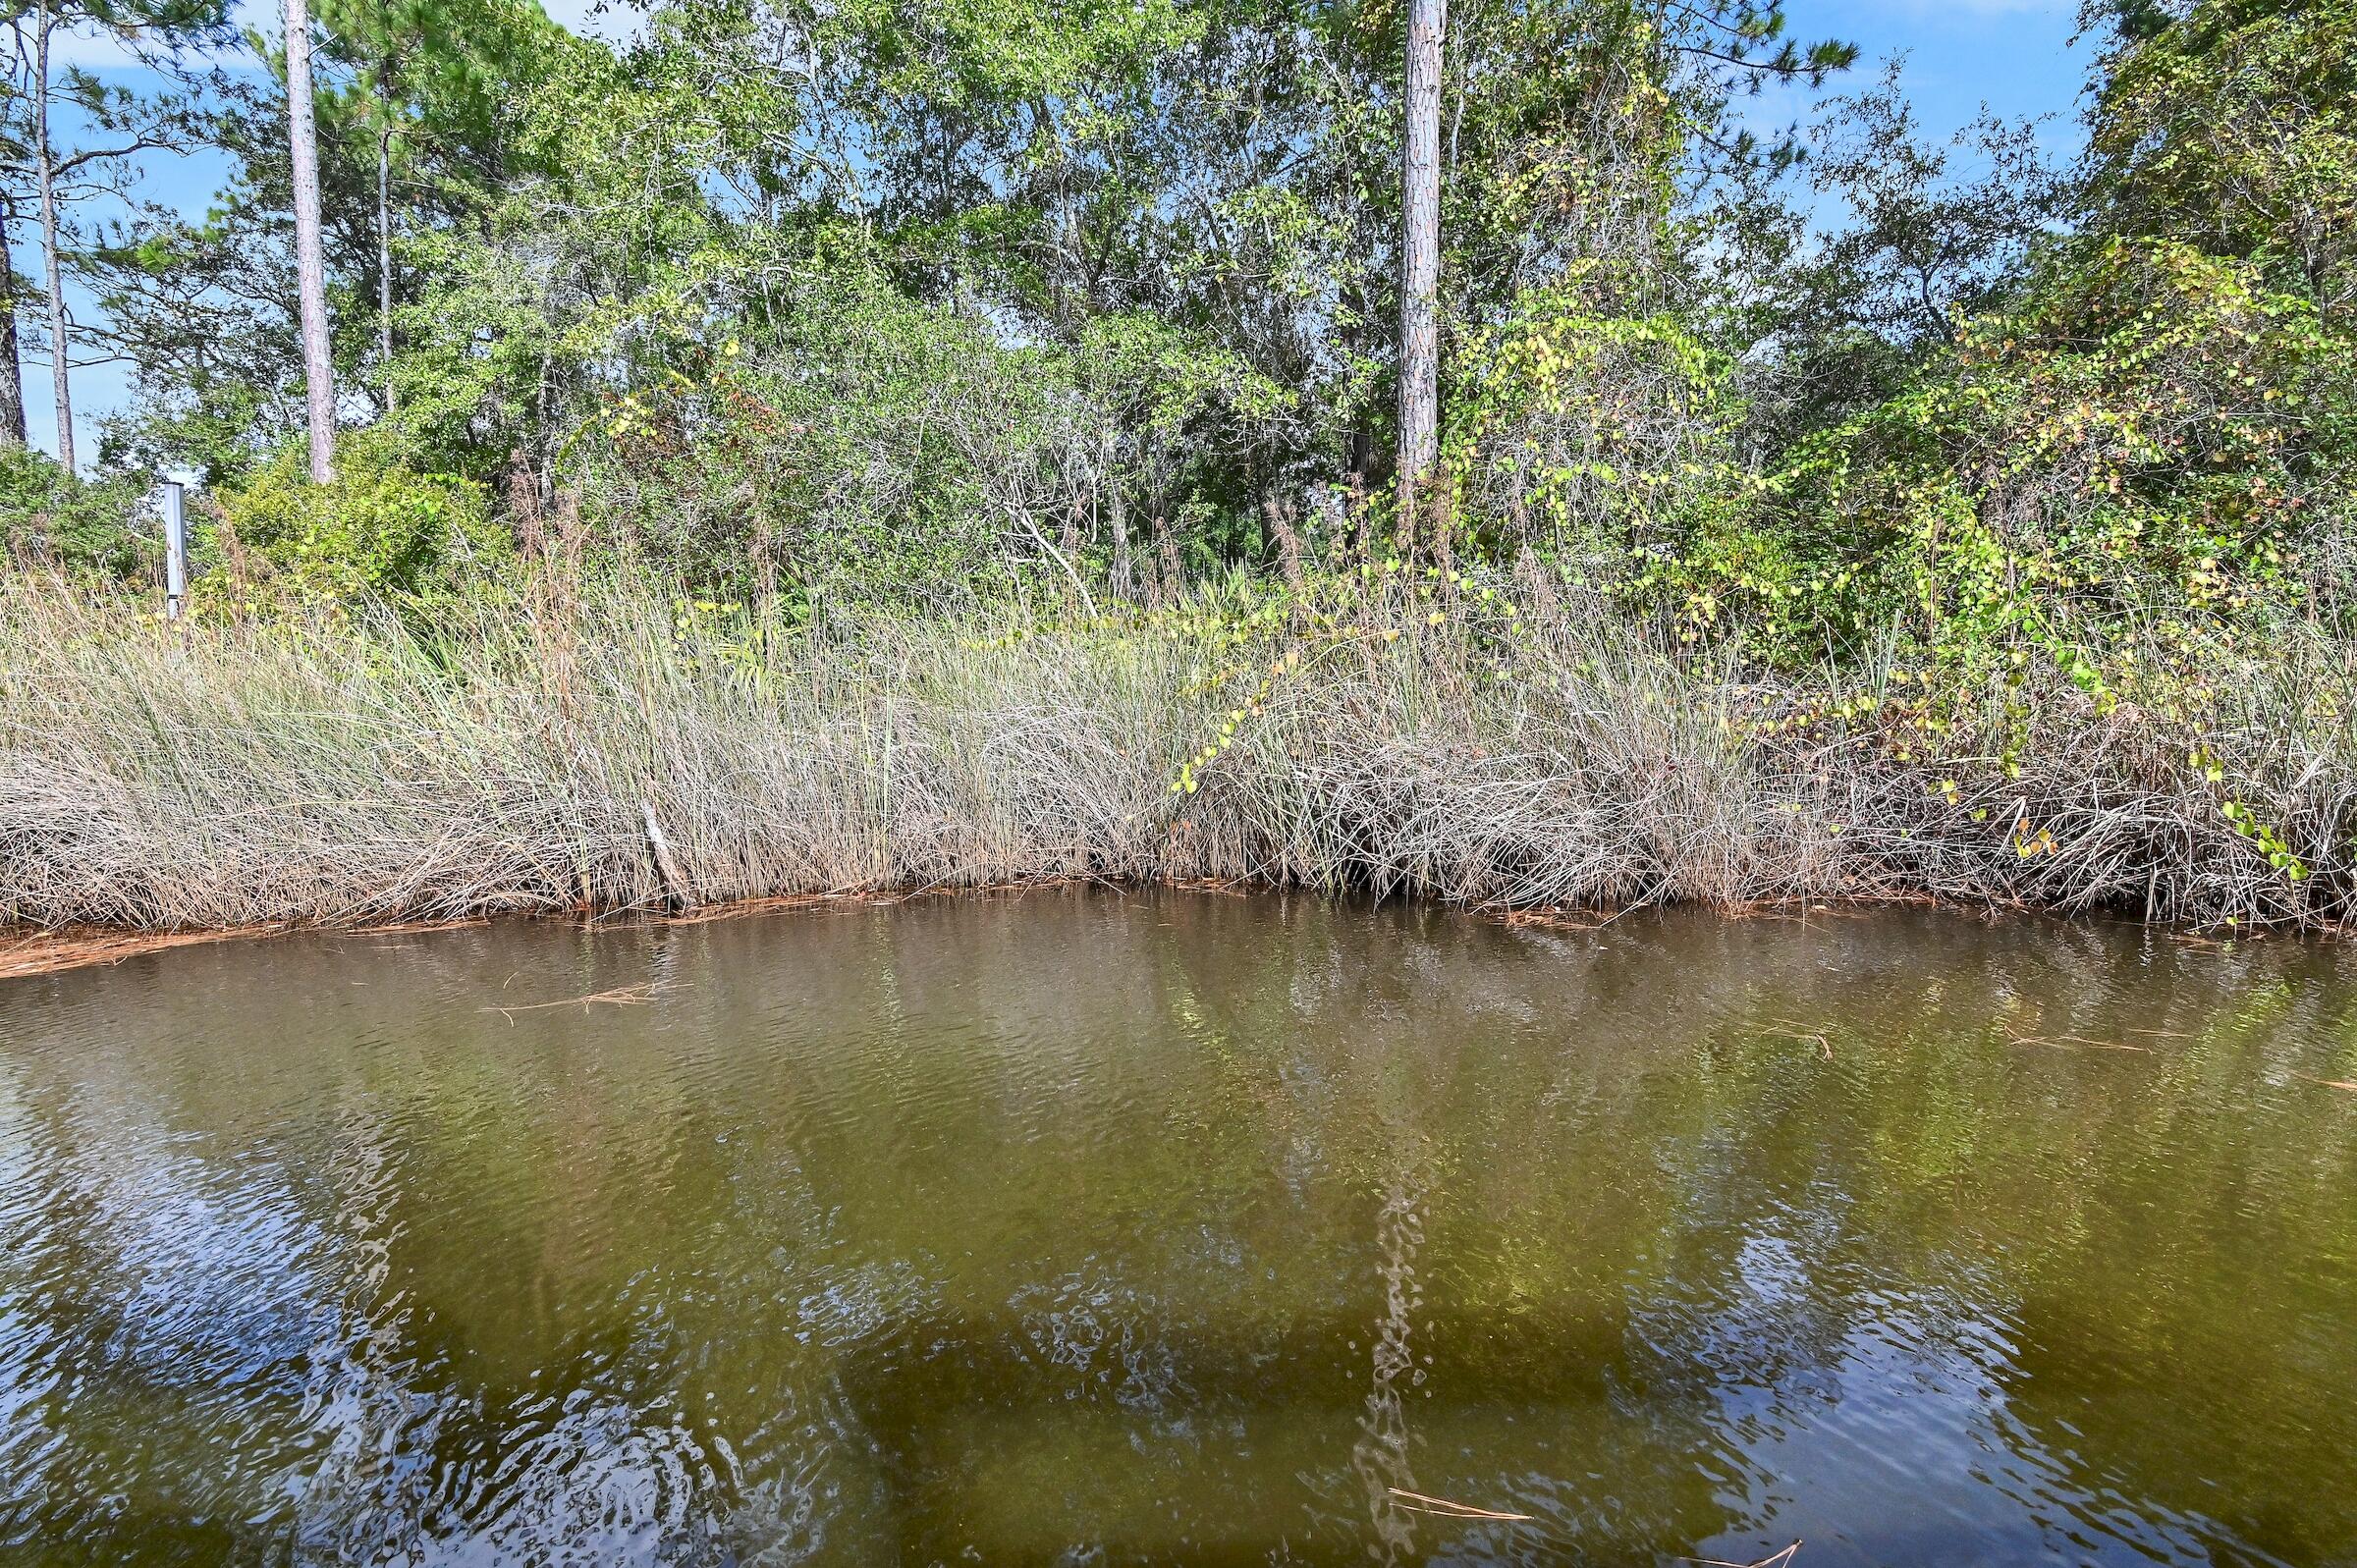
(16, 0, 2094, 467)
(1742, 0, 2092, 159)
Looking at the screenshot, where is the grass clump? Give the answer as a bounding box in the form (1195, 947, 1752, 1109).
(4, 568, 2351, 934)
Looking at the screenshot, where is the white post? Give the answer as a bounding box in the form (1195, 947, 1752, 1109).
(162, 480, 188, 620)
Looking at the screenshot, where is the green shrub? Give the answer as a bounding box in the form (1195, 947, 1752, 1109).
(562, 264, 1091, 606)
(0, 446, 152, 577)
(1726, 239, 2357, 660)
(211, 432, 507, 601)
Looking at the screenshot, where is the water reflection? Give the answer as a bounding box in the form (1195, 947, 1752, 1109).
(0, 893, 2352, 1565)
(1349, 1166, 1429, 1565)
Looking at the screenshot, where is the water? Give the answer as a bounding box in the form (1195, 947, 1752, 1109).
(2, 892, 2354, 1567)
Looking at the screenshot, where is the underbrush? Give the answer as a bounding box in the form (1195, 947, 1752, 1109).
(2, 568, 2352, 931)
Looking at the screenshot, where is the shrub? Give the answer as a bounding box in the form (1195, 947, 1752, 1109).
(1736, 239, 2357, 658)
(210, 432, 507, 601)
(0, 446, 152, 577)
(562, 264, 1098, 607)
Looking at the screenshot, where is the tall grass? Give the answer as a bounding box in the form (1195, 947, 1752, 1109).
(3, 569, 2353, 931)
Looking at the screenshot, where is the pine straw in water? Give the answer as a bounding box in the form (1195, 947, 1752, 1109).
(2, 572, 2352, 933)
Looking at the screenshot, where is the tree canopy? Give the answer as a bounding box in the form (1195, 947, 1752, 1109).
(0, 0, 2345, 671)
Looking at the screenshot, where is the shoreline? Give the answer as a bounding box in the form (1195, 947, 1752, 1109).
(0, 877, 2279, 983)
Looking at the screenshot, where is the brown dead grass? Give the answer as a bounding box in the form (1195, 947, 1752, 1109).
(4, 574, 2355, 938)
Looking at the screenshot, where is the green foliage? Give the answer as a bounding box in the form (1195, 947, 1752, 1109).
(0, 447, 152, 577)
(1445, 277, 1746, 572)
(1748, 239, 2356, 654)
(2085, 0, 2357, 312)
(574, 260, 1091, 601)
(1482, 0, 2357, 680)
(50, 0, 2357, 717)
(210, 431, 504, 600)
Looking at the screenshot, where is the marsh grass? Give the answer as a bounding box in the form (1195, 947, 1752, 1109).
(3, 569, 2353, 932)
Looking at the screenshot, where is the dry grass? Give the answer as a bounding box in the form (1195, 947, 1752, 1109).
(2, 568, 2352, 934)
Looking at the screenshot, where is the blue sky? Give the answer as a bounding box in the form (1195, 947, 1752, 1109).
(18, 0, 2093, 466)
(1751, 0, 2091, 157)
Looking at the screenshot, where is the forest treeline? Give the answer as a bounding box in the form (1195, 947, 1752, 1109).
(0, 0, 2343, 641)
(1, 0, 2355, 930)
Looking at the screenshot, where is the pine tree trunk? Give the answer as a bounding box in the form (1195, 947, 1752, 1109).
(33, 2, 73, 470)
(0, 25, 21, 446)
(0, 215, 27, 447)
(376, 81, 395, 412)
(286, 0, 336, 483)
(1396, 0, 1445, 551)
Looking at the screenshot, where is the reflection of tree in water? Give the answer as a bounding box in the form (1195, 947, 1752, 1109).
(10, 895, 2357, 1565)
(284, 1109, 437, 1562)
(1349, 1163, 1426, 1565)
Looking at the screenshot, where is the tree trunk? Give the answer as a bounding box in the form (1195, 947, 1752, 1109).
(1109, 484, 1132, 602)
(1265, 494, 1305, 596)
(33, 2, 73, 470)
(1396, 0, 1445, 552)
(0, 216, 27, 447)
(1153, 511, 1181, 606)
(377, 120, 395, 412)
(286, 0, 336, 483)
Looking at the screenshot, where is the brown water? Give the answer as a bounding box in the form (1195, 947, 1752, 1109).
(2, 892, 2355, 1567)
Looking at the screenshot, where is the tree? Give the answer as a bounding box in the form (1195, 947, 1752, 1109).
(285, 0, 332, 480)
(2, 0, 228, 467)
(1396, 0, 1441, 547)
(1727, 64, 2063, 449)
(0, 62, 30, 445)
(0, 246, 23, 443)
(80, 0, 558, 483)
(315, 0, 555, 410)
(87, 0, 1857, 594)
(2083, 0, 2356, 317)
(29, 0, 66, 463)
